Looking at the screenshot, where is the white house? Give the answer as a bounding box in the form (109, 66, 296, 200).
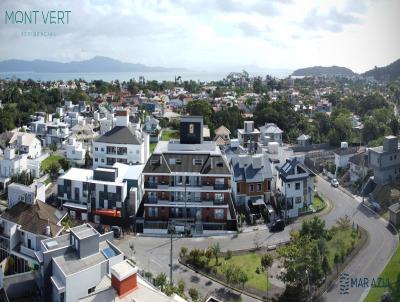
(276, 158, 315, 218)
(334, 142, 358, 172)
(259, 123, 283, 146)
(0, 197, 66, 266)
(9, 132, 42, 159)
(39, 224, 124, 302)
(63, 137, 86, 163)
(92, 109, 149, 169)
(7, 181, 46, 208)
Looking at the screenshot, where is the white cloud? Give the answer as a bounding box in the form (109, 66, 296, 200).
(0, 0, 398, 73)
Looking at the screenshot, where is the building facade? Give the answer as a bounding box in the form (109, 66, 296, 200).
(137, 116, 237, 235)
(369, 136, 400, 185)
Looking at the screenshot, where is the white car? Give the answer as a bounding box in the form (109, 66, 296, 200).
(331, 178, 339, 188)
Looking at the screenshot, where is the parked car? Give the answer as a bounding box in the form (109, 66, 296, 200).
(269, 219, 285, 232)
(111, 226, 122, 238)
(331, 178, 339, 187)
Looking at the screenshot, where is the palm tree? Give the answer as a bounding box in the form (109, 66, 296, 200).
(261, 254, 273, 301)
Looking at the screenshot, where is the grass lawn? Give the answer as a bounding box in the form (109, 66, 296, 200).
(40, 155, 63, 171)
(161, 130, 179, 141)
(364, 243, 400, 302)
(326, 227, 359, 268)
(208, 252, 271, 292)
(312, 195, 325, 211)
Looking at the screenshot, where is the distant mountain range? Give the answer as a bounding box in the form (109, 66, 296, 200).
(362, 58, 400, 81)
(292, 66, 355, 77)
(0, 56, 188, 73)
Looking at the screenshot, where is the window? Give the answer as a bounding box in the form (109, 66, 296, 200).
(101, 148, 104, 152)
(390, 156, 393, 160)
(101, 158, 104, 162)
(249, 184, 254, 192)
(295, 197, 302, 204)
(214, 209, 224, 220)
(150, 159, 160, 165)
(88, 286, 96, 294)
(194, 159, 203, 165)
(257, 184, 262, 192)
(176, 159, 182, 164)
(295, 183, 300, 190)
(169, 158, 176, 165)
(148, 207, 158, 217)
(94, 158, 98, 162)
(95, 147, 98, 151)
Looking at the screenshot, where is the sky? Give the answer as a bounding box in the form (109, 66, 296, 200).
(0, 0, 399, 73)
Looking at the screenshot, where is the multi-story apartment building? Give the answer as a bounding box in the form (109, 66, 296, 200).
(237, 121, 260, 153)
(57, 163, 144, 225)
(38, 224, 123, 302)
(137, 116, 237, 235)
(369, 136, 400, 185)
(275, 158, 315, 218)
(92, 109, 149, 169)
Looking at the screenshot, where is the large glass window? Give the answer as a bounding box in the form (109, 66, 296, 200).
(214, 209, 224, 220)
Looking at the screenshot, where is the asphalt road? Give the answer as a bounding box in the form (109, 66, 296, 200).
(317, 176, 398, 302)
(115, 176, 398, 302)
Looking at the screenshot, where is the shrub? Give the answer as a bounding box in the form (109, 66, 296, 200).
(188, 287, 200, 301)
(225, 250, 233, 260)
(180, 246, 188, 258)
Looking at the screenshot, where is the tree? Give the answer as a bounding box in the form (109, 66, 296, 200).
(84, 150, 91, 168)
(48, 162, 61, 179)
(154, 272, 167, 291)
(261, 254, 273, 300)
(187, 100, 213, 128)
(333, 253, 340, 275)
(205, 248, 213, 265)
(300, 217, 327, 240)
(322, 256, 331, 277)
(210, 243, 221, 265)
(180, 246, 188, 258)
(238, 269, 249, 288)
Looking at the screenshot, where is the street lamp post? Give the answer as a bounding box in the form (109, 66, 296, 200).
(168, 221, 175, 286)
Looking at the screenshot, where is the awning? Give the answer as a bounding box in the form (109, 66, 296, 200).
(93, 209, 121, 217)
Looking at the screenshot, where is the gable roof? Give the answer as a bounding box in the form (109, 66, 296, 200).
(1, 201, 66, 237)
(297, 134, 311, 141)
(95, 126, 141, 145)
(232, 155, 272, 182)
(143, 153, 230, 175)
(260, 123, 283, 134)
(276, 158, 314, 180)
(215, 125, 231, 136)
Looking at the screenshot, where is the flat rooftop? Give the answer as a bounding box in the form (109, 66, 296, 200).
(154, 140, 221, 155)
(53, 241, 118, 276)
(71, 224, 98, 240)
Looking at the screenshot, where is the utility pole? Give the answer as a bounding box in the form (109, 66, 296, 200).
(169, 222, 175, 286)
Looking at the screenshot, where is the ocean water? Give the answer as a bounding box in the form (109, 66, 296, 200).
(0, 70, 290, 82)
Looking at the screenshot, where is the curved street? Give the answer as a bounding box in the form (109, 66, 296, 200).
(116, 176, 398, 302)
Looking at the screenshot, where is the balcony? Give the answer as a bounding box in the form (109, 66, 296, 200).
(0, 234, 10, 252)
(144, 182, 158, 189)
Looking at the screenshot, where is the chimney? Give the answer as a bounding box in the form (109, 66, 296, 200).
(115, 109, 129, 127)
(45, 219, 51, 236)
(111, 260, 138, 298)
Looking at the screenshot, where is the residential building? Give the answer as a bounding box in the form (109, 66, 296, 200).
(0, 196, 66, 266)
(79, 260, 186, 302)
(297, 134, 311, 147)
(275, 158, 315, 218)
(369, 136, 400, 185)
(349, 152, 369, 182)
(38, 224, 124, 302)
(137, 116, 237, 235)
(63, 137, 86, 163)
(230, 153, 273, 210)
(259, 123, 283, 146)
(93, 109, 149, 169)
(333, 142, 358, 172)
(30, 117, 70, 147)
(237, 121, 260, 153)
(57, 163, 144, 225)
(143, 115, 161, 143)
(7, 182, 46, 208)
(214, 125, 231, 147)
(9, 132, 42, 159)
